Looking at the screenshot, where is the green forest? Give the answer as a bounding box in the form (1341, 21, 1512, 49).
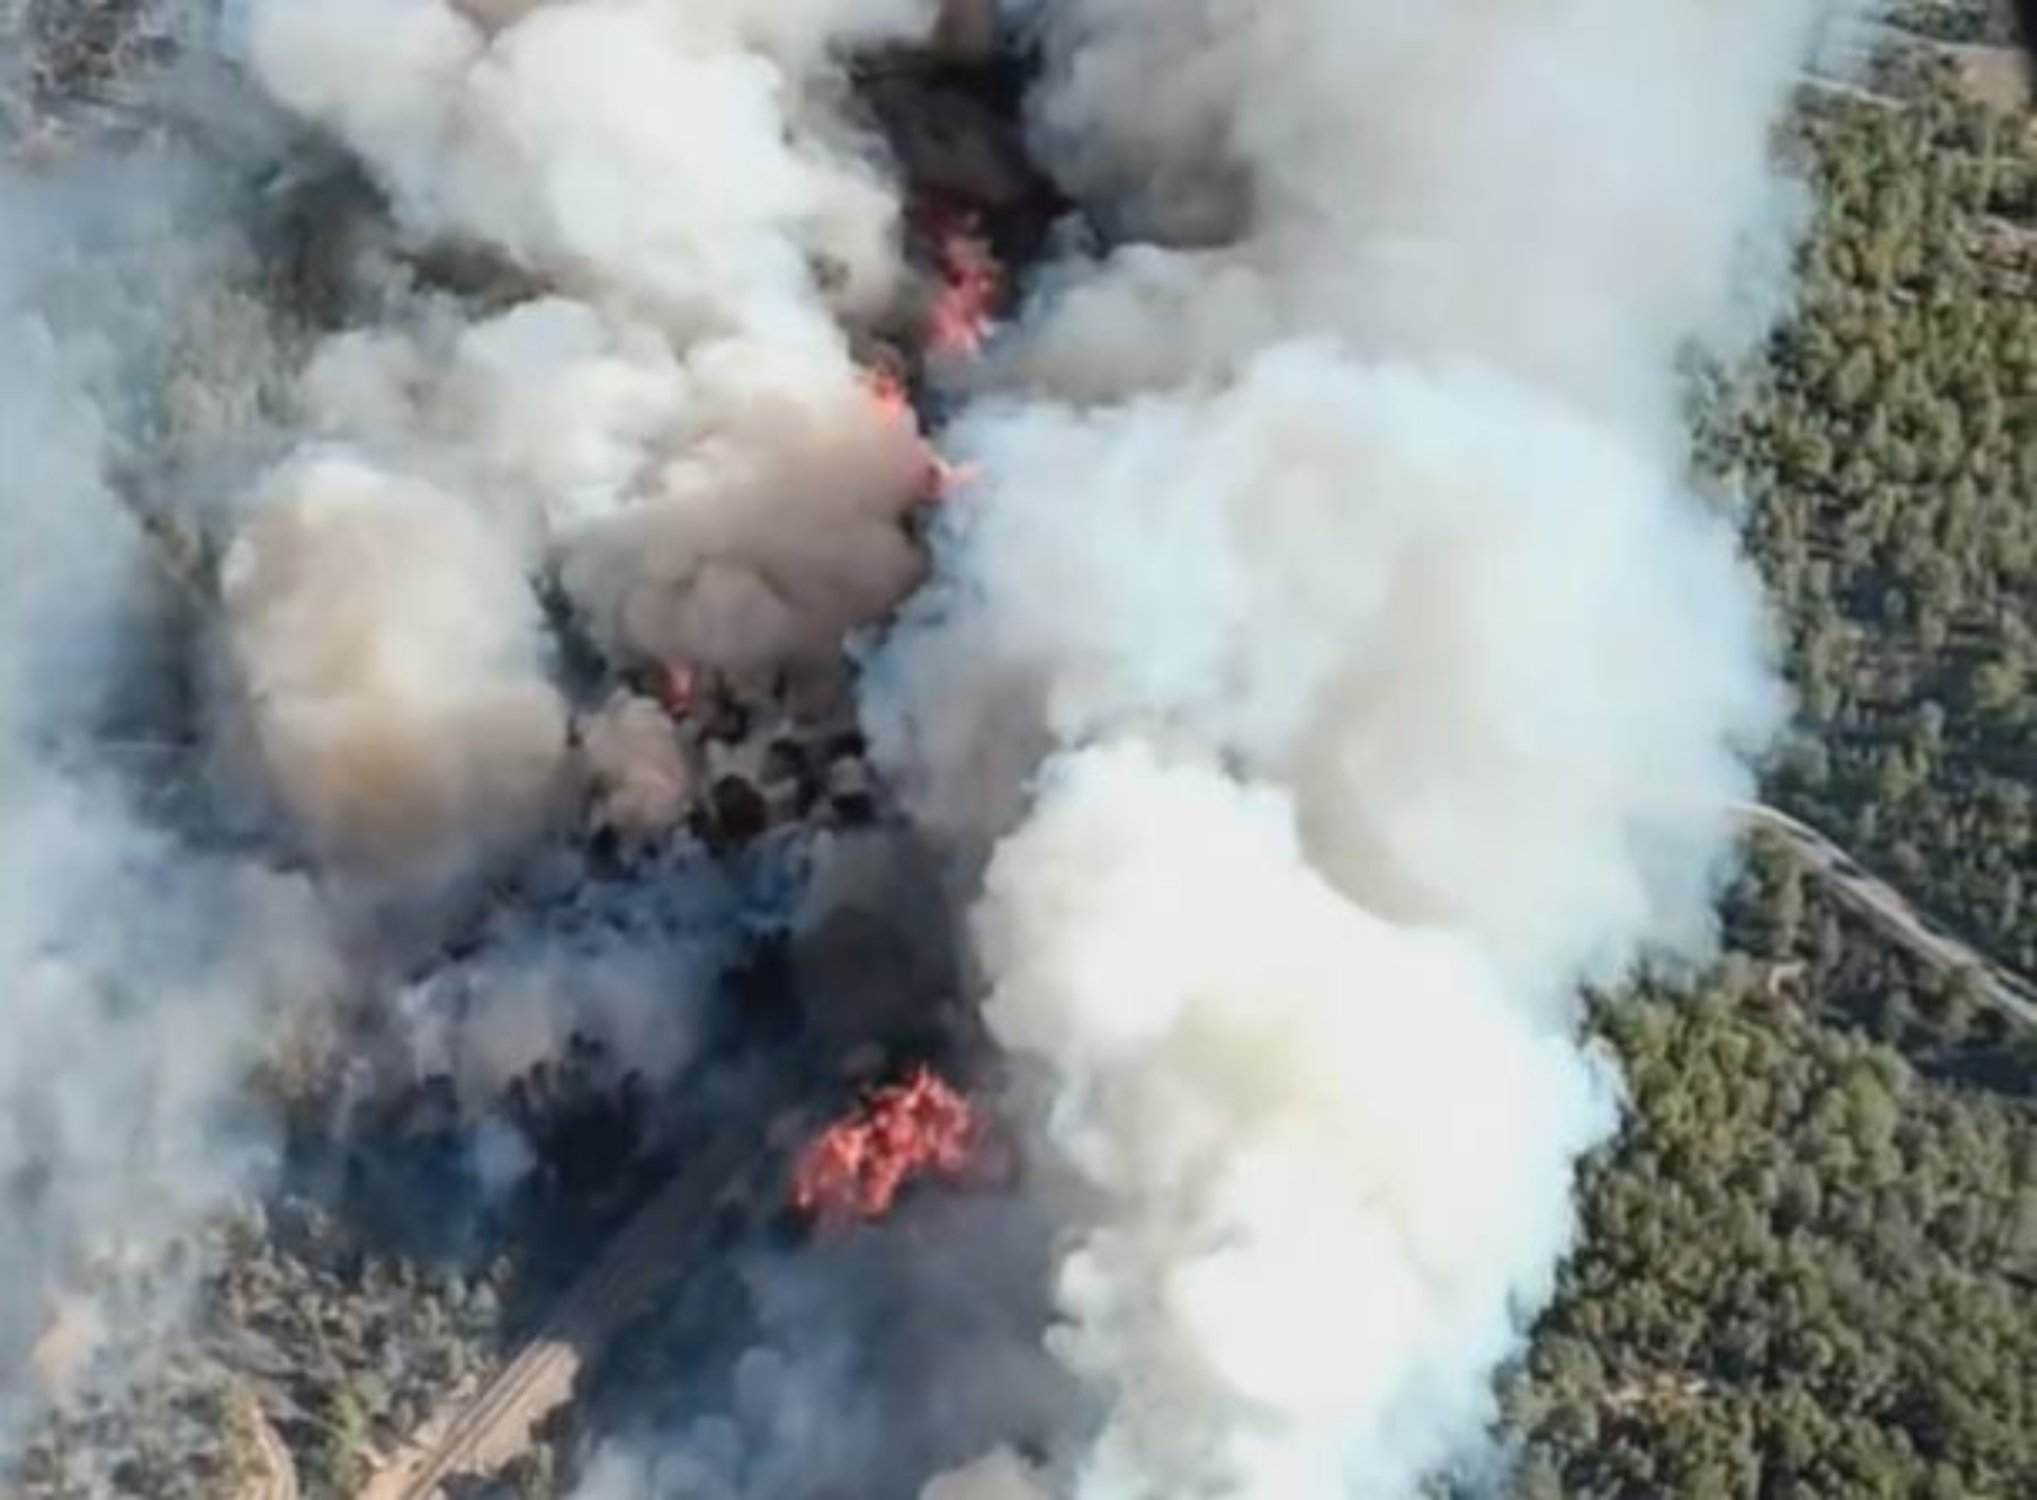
(1507, 30, 2037, 1499)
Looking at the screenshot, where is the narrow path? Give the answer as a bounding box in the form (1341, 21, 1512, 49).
(358, 1134, 766, 1500)
(1738, 802, 2037, 1027)
(346, 799, 2034, 1498)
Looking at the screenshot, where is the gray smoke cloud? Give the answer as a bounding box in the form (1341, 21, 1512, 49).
(179, 0, 962, 882)
(0, 0, 1859, 1493)
(0, 55, 347, 1432)
(989, 0, 1831, 433)
(872, 1, 1852, 1495)
(963, 744, 1620, 1498)
(0, 0, 947, 1449)
(218, 449, 571, 878)
(573, 1196, 1075, 1500)
(239, 0, 942, 706)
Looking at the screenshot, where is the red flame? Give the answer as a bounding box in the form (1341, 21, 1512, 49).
(926, 214, 1001, 359)
(792, 1066, 983, 1223)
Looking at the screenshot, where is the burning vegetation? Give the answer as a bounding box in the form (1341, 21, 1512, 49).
(920, 204, 1005, 360)
(5, 1, 1048, 1492)
(791, 1067, 987, 1224)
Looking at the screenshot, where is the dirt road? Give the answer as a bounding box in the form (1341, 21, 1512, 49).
(358, 1133, 765, 1500)
(1738, 802, 2037, 1028)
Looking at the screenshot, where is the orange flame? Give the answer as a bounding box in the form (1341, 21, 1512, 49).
(792, 1066, 983, 1222)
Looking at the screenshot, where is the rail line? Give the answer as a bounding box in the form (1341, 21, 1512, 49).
(1736, 802, 2037, 1027)
(342, 801, 2036, 1499)
(358, 1133, 766, 1500)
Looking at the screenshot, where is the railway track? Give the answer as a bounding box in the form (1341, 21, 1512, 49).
(342, 800, 2034, 1500)
(358, 1132, 767, 1500)
(1737, 802, 2037, 1027)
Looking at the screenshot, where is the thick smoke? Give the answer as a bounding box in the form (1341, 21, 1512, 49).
(971, 745, 1616, 1497)
(870, 350, 1779, 994)
(239, 0, 942, 739)
(875, 1, 1843, 1495)
(219, 449, 569, 876)
(1, 0, 943, 1451)
(0, 0, 1846, 1491)
(0, 85, 344, 1434)
(211, 0, 965, 1136)
(993, 0, 1828, 432)
(574, 1196, 1074, 1500)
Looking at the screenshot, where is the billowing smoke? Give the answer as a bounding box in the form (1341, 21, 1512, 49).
(0, 75, 345, 1433)
(988, 0, 1826, 432)
(242, 0, 945, 750)
(872, 1, 1843, 1494)
(969, 745, 1616, 1496)
(219, 0, 976, 820)
(0, 0, 941, 1445)
(869, 351, 1780, 993)
(0, 0, 1848, 1491)
(219, 450, 569, 877)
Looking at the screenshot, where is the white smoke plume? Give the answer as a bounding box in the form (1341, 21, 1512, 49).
(225, 0, 944, 856)
(870, 0, 1847, 1494)
(3, 0, 953, 1441)
(246, 0, 929, 333)
(994, 0, 1831, 433)
(971, 744, 1617, 1498)
(0, 78, 347, 1434)
(0, 0, 1849, 1489)
(870, 349, 1781, 995)
(219, 449, 569, 877)
(199, 0, 959, 874)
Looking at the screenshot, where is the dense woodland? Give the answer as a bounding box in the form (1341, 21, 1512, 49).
(1508, 30, 2037, 1499)
(1722, 66, 2037, 980)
